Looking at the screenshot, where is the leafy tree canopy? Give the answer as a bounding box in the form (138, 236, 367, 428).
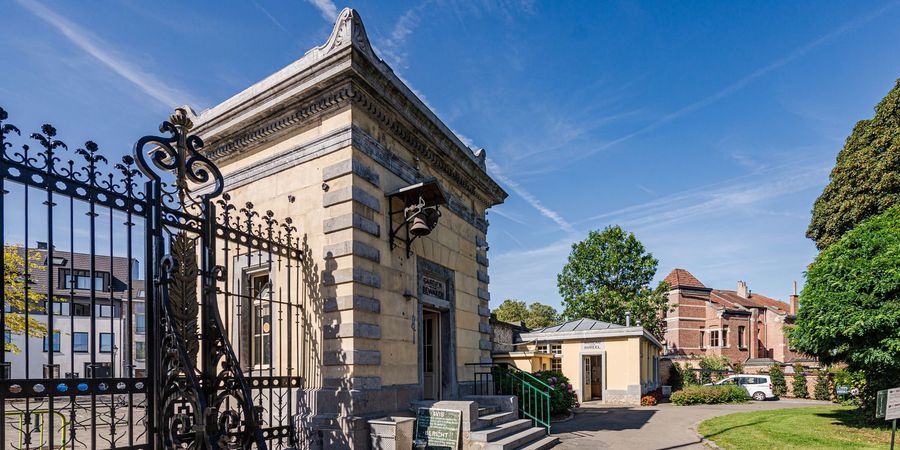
(493, 299, 560, 329)
(807, 78, 900, 249)
(790, 206, 900, 416)
(4, 245, 49, 353)
(557, 225, 670, 339)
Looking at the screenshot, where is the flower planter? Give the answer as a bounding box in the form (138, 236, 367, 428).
(369, 416, 416, 450)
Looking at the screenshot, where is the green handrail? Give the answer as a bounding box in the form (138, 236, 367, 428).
(470, 363, 551, 434)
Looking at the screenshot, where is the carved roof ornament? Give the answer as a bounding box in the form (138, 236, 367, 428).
(190, 8, 508, 206)
(304, 8, 385, 69)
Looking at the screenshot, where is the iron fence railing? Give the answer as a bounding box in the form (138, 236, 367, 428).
(467, 362, 551, 434)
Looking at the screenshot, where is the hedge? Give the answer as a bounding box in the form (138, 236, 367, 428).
(670, 385, 749, 406)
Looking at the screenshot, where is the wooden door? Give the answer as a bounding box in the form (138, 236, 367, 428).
(422, 311, 440, 400)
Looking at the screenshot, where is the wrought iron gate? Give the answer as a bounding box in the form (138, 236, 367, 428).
(0, 106, 306, 449)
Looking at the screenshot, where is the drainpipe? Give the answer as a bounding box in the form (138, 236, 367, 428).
(750, 309, 759, 359)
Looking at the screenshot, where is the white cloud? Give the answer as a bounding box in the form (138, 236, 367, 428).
(489, 155, 830, 308)
(381, 3, 428, 68)
(306, 0, 338, 22)
(15, 0, 197, 109)
(486, 159, 575, 234)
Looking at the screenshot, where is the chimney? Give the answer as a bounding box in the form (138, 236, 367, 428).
(790, 281, 799, 315)
(36, 241, 49, 250)
(625, 311, 632, 327)
(749, 309, 759, 359)
(737, 280, 749, 299)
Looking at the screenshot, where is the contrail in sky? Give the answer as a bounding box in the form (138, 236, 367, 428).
(15, 0, 196, 109)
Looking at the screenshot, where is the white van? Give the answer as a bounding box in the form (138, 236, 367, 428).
(709, 375, 776, 401)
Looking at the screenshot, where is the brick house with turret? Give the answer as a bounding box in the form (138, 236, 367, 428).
(661, 269, 815, 370)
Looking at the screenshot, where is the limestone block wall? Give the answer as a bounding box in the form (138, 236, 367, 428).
(209, 107, 357, 393)
(348, 103, 493, 395)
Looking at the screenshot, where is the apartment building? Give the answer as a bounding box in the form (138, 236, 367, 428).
(2, 243, 146, 380)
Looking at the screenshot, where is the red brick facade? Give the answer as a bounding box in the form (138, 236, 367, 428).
(662, 269, 807, 364)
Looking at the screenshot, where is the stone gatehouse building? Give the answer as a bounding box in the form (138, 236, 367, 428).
(188, 8, 507, 448)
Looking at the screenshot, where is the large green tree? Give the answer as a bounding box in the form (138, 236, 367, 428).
(557, 226, 670, 339)
(493, 299, 560, 329)
(807, 78, 900, 250)
(789, 206, 900, 417)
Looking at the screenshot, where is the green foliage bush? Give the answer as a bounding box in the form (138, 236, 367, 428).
(769, 364, 787, 397)
(814, 370, 831, 401)
(681, 364, 699, 385)
(790, 206, 900, 418)
(670, 385, 749, 406)
(532, 370, 578, 416)
(699, 355, 732, 383)
(668, 362, 684, 391)
(792, 364, 809, 398)
(806, 78, 900, 250)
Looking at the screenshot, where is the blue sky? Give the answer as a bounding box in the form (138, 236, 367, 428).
(2, 1, 900, 312)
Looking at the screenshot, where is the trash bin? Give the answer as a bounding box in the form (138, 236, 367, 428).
(662, 385, 672, 397)
(369, 416, 415, 450)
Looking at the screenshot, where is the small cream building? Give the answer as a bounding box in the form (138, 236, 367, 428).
(495, 318, 662, 405)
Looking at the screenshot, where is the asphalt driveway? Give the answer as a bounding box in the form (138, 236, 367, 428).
(553, 398, 831, 450)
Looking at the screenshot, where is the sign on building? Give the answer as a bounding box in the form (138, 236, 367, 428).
(415, 407, 461, 449)
(423, 275, 446, 300)
(582, 341, 604, 351)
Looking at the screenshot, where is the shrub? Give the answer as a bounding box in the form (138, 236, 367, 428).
(532, 370, 578, 416)
(699, 355, 731, 383)
(769, 364, 787, 397)
(814, 369, 831, 401)
(668, 362, 684, 391)
(731, 360, 745, 375)
(792, 364, 809, 398)
(670, 385, 749, 406)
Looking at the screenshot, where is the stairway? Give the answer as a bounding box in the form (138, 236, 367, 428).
(469, 405, 558, 450)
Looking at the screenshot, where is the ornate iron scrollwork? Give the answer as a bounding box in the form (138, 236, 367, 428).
(158, 251, 211, 450)
(133, 107, 224, 209)
(169, 233, 200, 361)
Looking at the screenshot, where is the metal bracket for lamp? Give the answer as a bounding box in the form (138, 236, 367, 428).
(387, 179, 448, 257)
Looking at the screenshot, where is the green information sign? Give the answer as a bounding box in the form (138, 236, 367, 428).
(415, 407, 462, 450)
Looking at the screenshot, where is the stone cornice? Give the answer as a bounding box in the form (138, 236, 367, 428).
(204, 84, 354, 164)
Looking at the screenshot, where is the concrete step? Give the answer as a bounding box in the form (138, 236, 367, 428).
(470, 419, 533, 442)
(477, 411, 517, 427)
(518, 435, 558, 450)
(483, 427, 546, 450)
(479, 405, 501, 416)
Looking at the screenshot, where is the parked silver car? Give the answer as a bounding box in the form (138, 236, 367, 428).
(708, 375, 776, 401)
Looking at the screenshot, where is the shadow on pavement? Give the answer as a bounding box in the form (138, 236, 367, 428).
(553, 407, 657, 435)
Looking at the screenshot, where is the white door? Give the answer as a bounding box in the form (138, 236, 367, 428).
(582, 356, 591, 402)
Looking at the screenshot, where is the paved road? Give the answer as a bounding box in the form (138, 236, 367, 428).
(553, 399, 831, 450)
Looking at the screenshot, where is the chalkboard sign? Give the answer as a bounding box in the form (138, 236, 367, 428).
(415, 407, 461, 449)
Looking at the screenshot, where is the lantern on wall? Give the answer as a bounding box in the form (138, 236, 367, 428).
(387, 179, 447, 256)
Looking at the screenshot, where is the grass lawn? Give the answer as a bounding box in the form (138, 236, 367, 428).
(697, 406, 894, 449)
